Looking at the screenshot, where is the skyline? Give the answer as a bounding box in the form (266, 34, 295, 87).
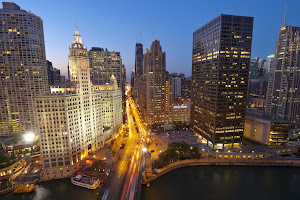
(2, 0, 299, 79)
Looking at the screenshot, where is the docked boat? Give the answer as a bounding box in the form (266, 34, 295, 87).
(71, 175, 100, 189)
(13, 184, 36, 193)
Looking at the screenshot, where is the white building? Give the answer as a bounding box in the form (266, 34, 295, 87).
(36, 30, 108, 180)
(94, 75, 122, 135)
(0, 3, 48, 137)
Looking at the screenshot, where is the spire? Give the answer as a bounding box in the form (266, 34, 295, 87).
(283, 6, 287, 26)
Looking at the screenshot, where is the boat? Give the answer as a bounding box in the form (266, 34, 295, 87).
(71, 175, 100, 189)
(13, 184, 36, 193)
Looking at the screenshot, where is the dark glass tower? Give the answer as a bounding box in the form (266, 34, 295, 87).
(134, 43, 143, 99)
(191, 14, 254, 149)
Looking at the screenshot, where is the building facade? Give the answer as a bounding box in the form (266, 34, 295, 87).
(172, 75, 182, 100)
(244, 108, 289, 146)
(181, 76, 191, 99)
(191, 14, 254, 149)
(36, 30, 104, 180)
(88, 47, 122, 88)
(266, 25, 300, 130)
(134, 43, 143, 100)
(0, 3, 48, 138)
(143, 40, 167, 124)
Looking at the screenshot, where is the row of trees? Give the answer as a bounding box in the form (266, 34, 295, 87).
(154, 142, 200, 168)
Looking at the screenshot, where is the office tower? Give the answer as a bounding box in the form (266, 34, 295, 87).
(266, 54, 275, 76)
(191, 14, 254, 149)
(131, 70, 135, 92)
(182, 76, 192, 99)
(258, 59, 267, 77)
(36, 30, 104, 180)
(143, 40, 166, 124)
(248, 77, 268, 107)
(47, 60, 61, 85)
(165, 71, 174, 122)
(172, 74, 182, 100)
(0, 2, 48, 137)
(266, 24, 300, 130)
(134, 43, 143, 101)
(88, 47, 122, 88)
(249, 57, 259, 78)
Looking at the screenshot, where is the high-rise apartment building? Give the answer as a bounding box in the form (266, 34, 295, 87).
(266, 24, 300, 130)
(191, 14, 254, 149)
(0, 2, 48, 137)
(88, 47, 122, 88)
(143, 40, 166, 124)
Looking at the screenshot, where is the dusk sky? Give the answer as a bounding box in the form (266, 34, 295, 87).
(5, 0, 299, 80)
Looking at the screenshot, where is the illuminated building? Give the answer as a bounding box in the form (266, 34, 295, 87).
(171, 101, 191, 123)
(265, 54, 275, 76)
(248, 77, 268, 108)
(94, 75, 122, 134)
(181, 76, 191, 99)
(191, 14, 254, 149)
(143, 40, 167, 124)
(88, 47, 122, 88)
(36, 30, 104, 180)
(165, 72, 173, 123)
(266, 19, 300, 130)
(0, 2, 48, 137)
(244, 108, 288, 146)
(172, 75, 182, 100)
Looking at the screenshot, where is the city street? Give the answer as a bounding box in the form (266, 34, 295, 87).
(99, 88, 146, 200)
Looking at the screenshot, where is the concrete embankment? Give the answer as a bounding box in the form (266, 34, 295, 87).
(144, 158, 300, 183)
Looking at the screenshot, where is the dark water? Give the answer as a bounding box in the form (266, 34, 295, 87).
(141, 166, 300, 200)
(2, 166, 300, 200)
(1, 178, 100, 200)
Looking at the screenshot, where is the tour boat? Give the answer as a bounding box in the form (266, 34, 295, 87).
(13, 184, 36, 193)
(71, 175, 100, 189)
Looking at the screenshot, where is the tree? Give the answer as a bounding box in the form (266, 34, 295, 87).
(92, 160, 105, 172)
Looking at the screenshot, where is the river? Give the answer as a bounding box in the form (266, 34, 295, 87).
(141, 166, 300, 200)
(2, 166, 300, 200)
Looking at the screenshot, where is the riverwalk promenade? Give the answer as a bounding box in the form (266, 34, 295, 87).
(144, 158, 300, 184)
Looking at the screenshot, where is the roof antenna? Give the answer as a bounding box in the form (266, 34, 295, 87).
(283, 6, 287, 26)
(140, 32, 142, 44)
(136, 32, 138, 43)
(153, 32, 155, 41)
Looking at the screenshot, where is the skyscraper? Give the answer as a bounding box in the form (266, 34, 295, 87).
(266, 24, 300, 130)
(249, 57, 259, 78)
(266, 54, 275, 76)
(143, 40, 166, 124)
(88, 47, 122, 88)
(172, 74, 182, 100)
(134, 43, 143, 101)
(0, 2, 48, 137)
(191, 14, 254, 149)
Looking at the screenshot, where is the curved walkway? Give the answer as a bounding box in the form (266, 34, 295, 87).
(145, 158, 300, 183)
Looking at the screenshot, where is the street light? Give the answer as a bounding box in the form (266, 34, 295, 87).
(142, 147, 147, 152)
(23, 132, 35, 142)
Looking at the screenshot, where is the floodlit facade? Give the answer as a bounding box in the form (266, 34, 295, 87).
(266, 25, 300, 130)
(143, 40, 167, 124)
(191, 14, 254, 149)
(0, 2, 48, 137)
(94, 75, 122, 134)
(36, 30, 104, 180)
(244, 108, 289, 146)
(172, 101, 191, 123)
